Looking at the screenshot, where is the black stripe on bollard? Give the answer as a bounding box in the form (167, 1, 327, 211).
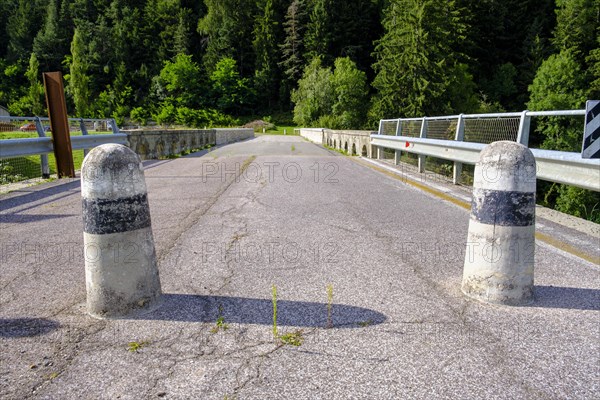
(471, 189, 535, 226)
(82, 193, 152, 234)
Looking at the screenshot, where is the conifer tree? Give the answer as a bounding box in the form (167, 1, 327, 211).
(33, 0, 66, 72)
(304, 0, 331, 63)
(68, 28, 91, 117)
(279, 0, 306, 86)
(253, 0, 280, 109)
(370, 0, 470, 119)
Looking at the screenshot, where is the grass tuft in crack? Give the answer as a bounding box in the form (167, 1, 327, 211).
(127, 340, 149, 353)
(211, 305, 229, 333)
(272, 284, 304, 346)
(326, 283, 334, 329)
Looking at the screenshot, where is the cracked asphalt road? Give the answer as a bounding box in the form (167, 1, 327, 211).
(1, 135, 599, 399)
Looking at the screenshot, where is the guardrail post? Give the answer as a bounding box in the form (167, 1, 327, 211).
(80, 118, 89, 157)
(418, 117, 427, 173)
(517, 110, 531, 146)
(394, 119, 402, 165)
(81, 143, 162, 318)
(108, 119, 120, 134)
(462, 141, 536, 305)
(35, 117, 50, 178)
(453, 114, 465, 184)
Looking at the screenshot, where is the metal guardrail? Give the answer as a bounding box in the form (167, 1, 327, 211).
(375, 110, 600, 192)
(0, 116, 126, 181)
(0, 133, 128, 158)
(0, 117, 126, 159)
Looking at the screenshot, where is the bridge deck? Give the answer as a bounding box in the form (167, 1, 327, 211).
(1, 135, 598, 399)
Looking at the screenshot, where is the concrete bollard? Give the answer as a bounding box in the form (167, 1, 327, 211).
(462, 141, 536, 305)
(81, 143, 162, 318)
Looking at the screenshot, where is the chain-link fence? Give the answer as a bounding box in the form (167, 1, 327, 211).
(426, 119, 458, 140)
(379, 115, 520, 143)
(463, 116, 520, 144)
(379, 119, 399, 135)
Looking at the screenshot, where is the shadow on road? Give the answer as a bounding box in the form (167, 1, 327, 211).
(0, 318, 61, 338)
(0, 180, 80, 213)
(0, 213, 77, 223)
(135, 294, 387, 328)
(532, 286, 600, 311)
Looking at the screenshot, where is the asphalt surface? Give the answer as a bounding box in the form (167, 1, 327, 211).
(1, 135, 598, 399)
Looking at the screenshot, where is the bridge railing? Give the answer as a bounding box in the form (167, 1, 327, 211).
(374, 109, 599, 191)
(0, 116, 126, 185)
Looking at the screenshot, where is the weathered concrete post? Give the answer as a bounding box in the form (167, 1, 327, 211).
(462, 141, 536, 305)
(81, 143, 162, 318)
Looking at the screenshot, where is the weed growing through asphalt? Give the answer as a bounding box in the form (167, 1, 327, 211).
(47, 372, 59, 380)
(326, 284, 334, 329)
(291, 144, 296, 152)
(278, 330, 304, 346)
(211, 305, 229, 333)
(358, 320, 373, 327)
(127, 340, 149, 352)
(271, 284, 304, 347)
(272, 285, 278, 338)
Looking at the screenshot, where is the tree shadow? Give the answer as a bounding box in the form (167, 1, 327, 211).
(532, 286, 600, 311)
(134, 294, 387, 328)
(0, 318, 60, 338)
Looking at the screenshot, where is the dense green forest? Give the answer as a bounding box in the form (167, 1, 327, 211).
(0, 0, 599, 220)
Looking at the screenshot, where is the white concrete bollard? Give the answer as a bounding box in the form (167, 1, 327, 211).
(81, 144, 162, 318)
(462, 141, 536, 305)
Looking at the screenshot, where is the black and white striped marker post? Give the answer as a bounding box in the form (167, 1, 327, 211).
(462, 141, 536, 305)
(582, 100, 600, 159)
(81, 144, 162, 318)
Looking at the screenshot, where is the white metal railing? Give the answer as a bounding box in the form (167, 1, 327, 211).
(374, 109, 599, 191)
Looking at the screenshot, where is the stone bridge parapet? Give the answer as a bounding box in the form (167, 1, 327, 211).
(124, 128, 253, 160)
(323, 129, 375, 158)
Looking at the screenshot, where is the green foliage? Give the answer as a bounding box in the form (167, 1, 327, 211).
(130, 107, 151, 125)
(304, 0, 331, 62)
(291, 57, 333, 126)
(553, 0, 599, 63)
(527, 0, 599, 223)
(0, 161, 25, 185)
(33, 0, 67, 72)
(175, 107, 238, 128)
(279, 0, 306, 88)
(210, 57, 253, 114)
(68, 28, 91, 117)
(25, 53, 44, 116)
(326, 283, 333, 329)
(198, 0, 255, 76)
(292, 56, 368, 128)
(555, 186, 600, 223)
(253, 0, 279, 109)
(156, 54, 204, 108)
(330, 57, 368, 129)
(481, 63, 518, 107)
(153, 102, 177, 126)
(211, 305, 230, 333)
(271, 284, 278, 338)
(271, 284, 303, 346)
(586, 38, 600, 99)
(370, 0, 471, 120)
(127, 340, 149, 353)
(529, 51, 585, 115)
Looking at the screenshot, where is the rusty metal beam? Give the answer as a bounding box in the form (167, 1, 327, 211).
(43, 72, 74, 178)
